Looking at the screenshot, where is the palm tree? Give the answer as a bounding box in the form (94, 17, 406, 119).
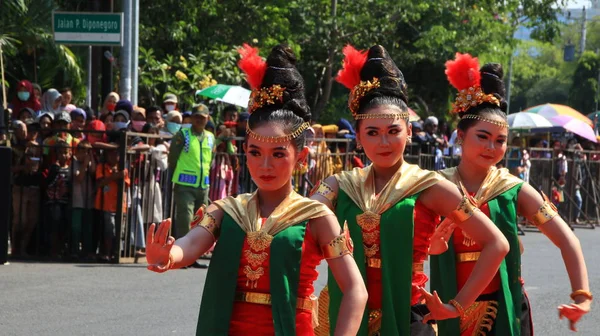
(1, 0, 84, 98)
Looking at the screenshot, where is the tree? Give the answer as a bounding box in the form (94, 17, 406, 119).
(569, 51, 600, 114)
(0, 0, 86, 103)
(137, 0, 566, 122)
(508, 40, 573, 111)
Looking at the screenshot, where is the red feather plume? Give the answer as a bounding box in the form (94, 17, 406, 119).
(237, 43, 267, 90)
(335, 45, 368, 89)
(445, 53, 481, 91)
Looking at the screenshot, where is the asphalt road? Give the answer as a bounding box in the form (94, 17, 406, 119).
(2, 228, 599, 336)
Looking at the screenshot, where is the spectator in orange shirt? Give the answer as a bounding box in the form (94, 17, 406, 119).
(95, 145, 129, 262)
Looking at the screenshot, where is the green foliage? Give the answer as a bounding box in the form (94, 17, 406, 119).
(137, 45, 244, 110)
(138, 0, 566, 121)
(0, 0, 86, 104)
(569, 51, 600, 114)
(508, 40, 573, 111)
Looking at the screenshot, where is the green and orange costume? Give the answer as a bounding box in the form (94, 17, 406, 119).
(318, 163, 443, 335)
(196, 190, 335, 336)
(430, 167, 533, 336)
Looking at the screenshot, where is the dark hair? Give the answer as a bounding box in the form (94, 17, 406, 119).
(100, 112, 113, 123)
(54, 139, 71, 154)
(247, 44, 311, 152)
(59, 87, 72, 94)
(142, 122, 159, 134)
(147, 106, 162, 116)
(80, 105, 96, 121)
(457, 63, 508, 132)
(223, 105, 239, 113)
(18, 108, 33, 118)
(356, 45, 409, 125)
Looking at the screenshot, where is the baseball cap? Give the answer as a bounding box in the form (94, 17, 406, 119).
(55, 111, 72, 124)
(425, 116, 438, 126)
(411, 121, 423, 130)
(163, 93, 178, 104)
(191, 104, 210, 116)
(114, 110, 130, 121)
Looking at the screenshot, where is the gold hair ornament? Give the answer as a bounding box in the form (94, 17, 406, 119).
(246, 121, 311, 143)
(248, 85, 286, 113)
(461, 114, 508, 128)
(354, 112, 410, 120)
(452, 86, 500, 114)
(348, 77, 381, 118)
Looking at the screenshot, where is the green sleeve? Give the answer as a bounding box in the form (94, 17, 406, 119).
(168, 131, 184, 171)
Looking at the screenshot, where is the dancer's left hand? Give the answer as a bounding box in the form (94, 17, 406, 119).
(558, 299, 590, 332)
(429, 219, 456, 255)
(418, 286, 460, 323)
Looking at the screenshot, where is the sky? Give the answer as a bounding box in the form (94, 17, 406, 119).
(567, 0, 595, 9)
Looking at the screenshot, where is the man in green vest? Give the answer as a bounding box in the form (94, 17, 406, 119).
(168, 104, 220, 241)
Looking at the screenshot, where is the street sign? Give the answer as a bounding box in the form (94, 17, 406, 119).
(52, 12, 123, 46)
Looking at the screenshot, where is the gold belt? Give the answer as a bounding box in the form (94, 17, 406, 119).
(366, 258, 424, 272)
(234, 292, 313, 311)
(456, 252, 481, 263)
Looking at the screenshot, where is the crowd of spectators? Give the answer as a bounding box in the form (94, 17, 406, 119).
(3, 79, 600, 261)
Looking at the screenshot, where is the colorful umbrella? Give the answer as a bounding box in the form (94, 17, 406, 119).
(587, 111, 600, 128)
(407, 108, 420, 122)
(196, 85, 251, 108)
(551, 115, 598, 143)
(507, 112, 553, 129)
(524, 104, 593, 127)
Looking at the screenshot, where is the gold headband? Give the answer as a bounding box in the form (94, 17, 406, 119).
(348, 78, 380, 118)
(246, 122, 311, 143)
(248, 85, 286, 113)
(452, 86, 500, 114)
(354, 112, 410, 120)
(461, 114, 508, 128)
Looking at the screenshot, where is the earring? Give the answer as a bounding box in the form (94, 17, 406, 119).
(456, 138, 463, 146)
(356, 142, 363, 150)
(407, 137, 412, 144)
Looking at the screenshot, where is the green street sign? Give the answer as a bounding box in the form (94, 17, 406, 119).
(53, 12, 123, 46)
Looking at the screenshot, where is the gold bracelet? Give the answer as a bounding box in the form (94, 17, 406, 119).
(570, 290, 593, 301)
(310, 180, 337, 205)
(448, 299, 465, 317)
(321, 223, 354, 259)
(447, 196, 479, 223)
(191, 205, 219, 238)
(527, 201, 558, 227)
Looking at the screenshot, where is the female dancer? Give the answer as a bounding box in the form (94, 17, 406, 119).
(146, 44, 367, 335)
(311, 44, 510, 336)
(429, 53, 591, 335)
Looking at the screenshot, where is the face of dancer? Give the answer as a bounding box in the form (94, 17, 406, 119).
(245, 123, 308, 192)
(458, 114, 508, 171)
(357, 105, 411, 169)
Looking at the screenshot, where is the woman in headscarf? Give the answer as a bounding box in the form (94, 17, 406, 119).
(100, 92, 120, 117)
(41, 89, 63, 115)
(11, 80, 41, 117)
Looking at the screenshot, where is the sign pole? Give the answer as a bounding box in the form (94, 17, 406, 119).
(0, 45, 6, 110)
(119, 1, 132, 100)
(86, 46, 93, 107)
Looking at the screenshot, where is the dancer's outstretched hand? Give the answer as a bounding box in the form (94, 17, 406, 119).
(558, 300, 590, 332)
(429, 219, 456, 255)
(418, 286, 460, 323)
(146, 218, 175, 273)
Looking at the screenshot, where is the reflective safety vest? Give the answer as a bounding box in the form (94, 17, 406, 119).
(172, 127, 214, 189)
